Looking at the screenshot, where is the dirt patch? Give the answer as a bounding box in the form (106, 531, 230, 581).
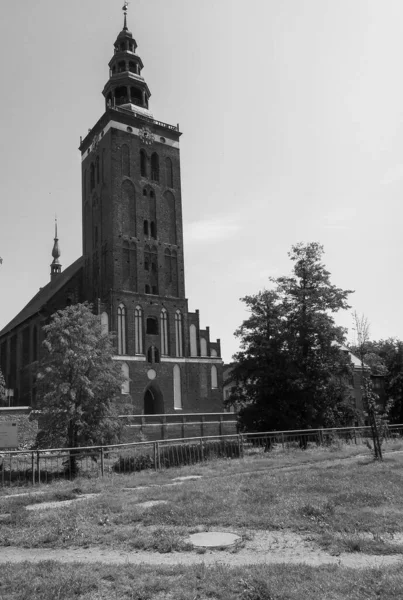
(1, 529, 403, 568)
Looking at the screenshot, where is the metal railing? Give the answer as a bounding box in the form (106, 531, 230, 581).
(1, 424, 402, 488)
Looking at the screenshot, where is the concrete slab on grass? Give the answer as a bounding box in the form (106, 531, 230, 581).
(188, 531, 241, 548)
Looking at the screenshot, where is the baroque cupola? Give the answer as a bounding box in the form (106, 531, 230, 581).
(102, 2, 152, 118)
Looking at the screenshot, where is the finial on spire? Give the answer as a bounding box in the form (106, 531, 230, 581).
(50, 218, 62, 281)
(122, 2, 129, 31)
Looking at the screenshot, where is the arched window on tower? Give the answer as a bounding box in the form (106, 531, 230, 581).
(134, 305, 143, 354)
(151, 153, 159, 182)
(211, 365, 218, 389)
(161, 309, 169, 355)
(175, 310, 183, 357)
(117, 303, 127, 355)
(90, 163, 95, 190)
(173, 365, 182, 409)
(165, 157, 173, 188)
(118, 60, 126, 73)
(121, 362, 130, 394)
(140, 150, 147, 177)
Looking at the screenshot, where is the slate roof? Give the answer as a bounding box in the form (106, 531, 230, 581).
(0, 257, 83, 337)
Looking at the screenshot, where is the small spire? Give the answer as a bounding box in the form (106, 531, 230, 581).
(123, 1, 129, 31)
(50, 218, 62, 281)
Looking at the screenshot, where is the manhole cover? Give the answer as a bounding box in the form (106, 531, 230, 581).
(188, 532, 241, 548)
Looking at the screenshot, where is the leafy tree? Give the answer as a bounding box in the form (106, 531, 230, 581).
(35, 303, 125, 474)
(0, 368, 6, 407)
(228, 243, 356, 433)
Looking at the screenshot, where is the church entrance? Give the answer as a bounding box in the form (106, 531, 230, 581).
(143, 385, 164, 415)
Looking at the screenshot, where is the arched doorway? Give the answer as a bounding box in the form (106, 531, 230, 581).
(143, 385, 164, 415)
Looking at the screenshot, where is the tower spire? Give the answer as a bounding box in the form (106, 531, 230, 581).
(50, 218, 62, 281)
(123, 2, 129, 31)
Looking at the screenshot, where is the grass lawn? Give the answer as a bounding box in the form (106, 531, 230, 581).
(1, 442, 403, 556)
(1, 562, 403, 599)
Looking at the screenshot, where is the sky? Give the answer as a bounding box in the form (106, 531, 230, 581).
(1, 0, 403, 363)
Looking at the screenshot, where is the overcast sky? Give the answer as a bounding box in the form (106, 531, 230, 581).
(1, 0, 403, 362)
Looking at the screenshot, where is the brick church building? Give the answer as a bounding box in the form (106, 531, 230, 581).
(0, 6, 224, 414)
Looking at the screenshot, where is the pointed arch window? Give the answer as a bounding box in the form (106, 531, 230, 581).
(211, 365, 218, 389)
(173, 365, 182, 409)
(140, 150, 147, 177)
(151, 153, 159, 182)
(147, 346, 160, 364)
(165, 157, 173, 188)
(189, 324, 197, 357)
(175, 310, 183, 357)
(117, 303, 127, 355)
(134, 305, 143, 354)
(161, 309, 169, 356)
(121, 362, 130, 394)
(200, 338, 208, 357)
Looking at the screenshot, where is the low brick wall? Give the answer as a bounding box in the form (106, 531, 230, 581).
(0, 408, 38, 449)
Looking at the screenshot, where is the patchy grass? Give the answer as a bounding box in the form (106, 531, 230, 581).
(1, 562, 403, 599)
(2, 445, 403, 555)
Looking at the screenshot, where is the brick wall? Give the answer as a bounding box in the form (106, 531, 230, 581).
(0, 408, 38, 449)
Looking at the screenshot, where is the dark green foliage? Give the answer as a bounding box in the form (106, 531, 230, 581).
(35, 303, 125, 475)
(0, 368, 6, 406)
(113, 440, 241, 473)
(229, 243, 356, 432)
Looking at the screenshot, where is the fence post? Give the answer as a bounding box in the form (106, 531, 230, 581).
(238, 434, 244, 459)
(319, 429, 324, 446)
(200, 437, 204, 461)
(219, 415, 223, 437)
(31, 452, 35, 486)
(1, 455, 4, 488)
(353, 428, 357, 445)
(281, 432, 285, 451)
(157, 442, 161, 470)
(154, 442, 158, 470)
(162, 417, 167, 440)
(201, 416, 205, 438)
(100, 447, 105, 477)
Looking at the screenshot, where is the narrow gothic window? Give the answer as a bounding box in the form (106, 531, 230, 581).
(161, 309, 169, 355)
(200, 338, 208, 356)
(134, 305, 143, 354)
(189, 324, 197, 357)
(211, 349, 218, 357)
(145, 284, 150, 294)
(140, 150, 147, 177)
(143, 188, 148, 197)
(147, 346, 160, 363)
(117, 304, 127, 355)
(150, 221, 156, 239)
(175, 310, 183, 357)
(173, 365, 182, 409)
(165, 157, 173, 188)
(121, 362, 130, 394)
(144, 220, 149, 236)
(151, 153, 159, 182)
(211, 365, 218, 389)
(152, 285, 158, 295)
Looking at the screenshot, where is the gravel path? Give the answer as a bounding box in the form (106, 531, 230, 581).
(1, 531, 403, 569)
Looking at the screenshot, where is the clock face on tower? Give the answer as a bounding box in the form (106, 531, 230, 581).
(138, 126, 154, 145)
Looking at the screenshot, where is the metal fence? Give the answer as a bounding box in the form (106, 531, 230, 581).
(1, 424, 403, 488)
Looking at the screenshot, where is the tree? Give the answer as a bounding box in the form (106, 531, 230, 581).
(35, 303, 125, 474)
(228, 243, 356, 433)
(351, 312, 393, 461)
(0, 368, 6, 407)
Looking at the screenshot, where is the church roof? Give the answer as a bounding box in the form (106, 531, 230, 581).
(0, 257, 83, 337)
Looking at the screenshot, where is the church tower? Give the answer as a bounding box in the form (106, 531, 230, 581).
(79, 5, 223, 414)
